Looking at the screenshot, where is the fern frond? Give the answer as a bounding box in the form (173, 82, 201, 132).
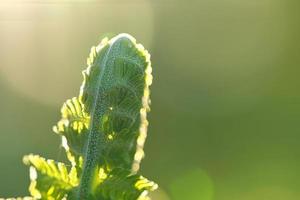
(94, 168, 157, 200)
(23, 154, 79, 200)
(79, 34, 152, 171)
(53, 97, 89, 172)
(76, 34, 155, 198)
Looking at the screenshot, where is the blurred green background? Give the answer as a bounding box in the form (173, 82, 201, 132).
(1, 0, 300, 199)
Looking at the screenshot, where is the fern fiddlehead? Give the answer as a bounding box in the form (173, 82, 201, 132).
(2, 33, 157, 200)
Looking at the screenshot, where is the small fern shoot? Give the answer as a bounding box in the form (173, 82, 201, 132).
(2, 33, 157, 200)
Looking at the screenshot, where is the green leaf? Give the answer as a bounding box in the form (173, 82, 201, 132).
(77, 33, 154, 198)
(94, 168, 157, 200)
(23, 154, 79, 200)
(53, 97, 89, 173)
(80, 34, 152, 171)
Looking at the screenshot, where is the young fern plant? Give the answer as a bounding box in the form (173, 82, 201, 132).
(3, 33, 157, 200)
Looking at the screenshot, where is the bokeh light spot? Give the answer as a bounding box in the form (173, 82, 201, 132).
(169, 169, 214, 200)
(149, 188, 170, 200)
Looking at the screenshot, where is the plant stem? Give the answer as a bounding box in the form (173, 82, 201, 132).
(77, 105, 104, 199)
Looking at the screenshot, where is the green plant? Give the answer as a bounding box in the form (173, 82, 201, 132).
(4, 33, 157, 200)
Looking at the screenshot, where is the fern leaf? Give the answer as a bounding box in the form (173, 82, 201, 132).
(23, 154, 79, 200)
(94, 168, 157, 200)
(76, 33, 154, 198)
(53, 34, 152, 171)
(79, 33, 152, 172)
(53, 97, 89, 173)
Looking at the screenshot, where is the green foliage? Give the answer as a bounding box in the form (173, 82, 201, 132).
(94, 168, 156, 200)
(3, 33, 157, 200)
(23, 155, 79, 200)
